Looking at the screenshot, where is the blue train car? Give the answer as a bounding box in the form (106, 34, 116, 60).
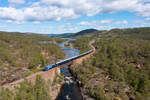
(43, 49, 94, 71)
(43, 64, 56, 71)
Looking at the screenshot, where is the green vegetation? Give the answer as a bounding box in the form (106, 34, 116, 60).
(71, 27, 150, 100)
(70, 38, 91, 53)
(0, 31, 65, 84)
(96, 27, 150, 40)
(64, 43, 71, 48)
(49, 28, 98, 38)
(0, 76, 51, 100)
(24, 68, 41, 77)
(53, 74, 64, 85)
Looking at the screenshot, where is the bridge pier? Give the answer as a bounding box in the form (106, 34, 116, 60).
(3, 43, 95, 90)
(55, 67, 61, 75)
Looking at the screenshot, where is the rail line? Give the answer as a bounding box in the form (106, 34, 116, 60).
(43, 49, 93, 71)
(43, 40, 95, 71)
(3, 40, 95, 91)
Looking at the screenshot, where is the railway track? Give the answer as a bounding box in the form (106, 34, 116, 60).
(3, 40, 96, 91)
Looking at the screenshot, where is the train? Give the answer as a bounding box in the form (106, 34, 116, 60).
(43, 49, 93, 71)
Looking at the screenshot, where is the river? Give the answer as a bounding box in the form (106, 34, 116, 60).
(56, 39, 83, 100)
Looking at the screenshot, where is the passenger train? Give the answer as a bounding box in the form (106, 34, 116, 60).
(43, 49, 93, 71)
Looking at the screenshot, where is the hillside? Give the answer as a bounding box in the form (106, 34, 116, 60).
(49, 28, 98, 38)
(74, 29, 98, 37)
(70, 27, 150, 100)
(0, 31, 65, 85)
(96, 27, 150, 39)
(49, 33, 74, 37)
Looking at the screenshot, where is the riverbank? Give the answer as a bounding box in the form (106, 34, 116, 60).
(56, 39, 95, 100)
(69, 40, 96, 100)
(56, 38, 83, 100)
(1, 38, 94, 100)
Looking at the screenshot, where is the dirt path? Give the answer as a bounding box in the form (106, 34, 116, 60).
(89, 40, 96, 54)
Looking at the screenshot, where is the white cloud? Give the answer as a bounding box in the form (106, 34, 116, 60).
(0, 0, 150, 23)
(33, 21, 40, 24)
(0, 6, 79, 24)
(145, 17, 150, 20)
(135, 20, 148, 24)
(37, 0, 150, 17)
(39, 0, 101, 16)
(115, 20, 128, 25)
(8, 0, 25, 4)
(7, 20, 25, 24)
(115, 21, 121, 25)
(137, 3, 150, 17)
(23, 6, 79, 21)
(99, 19, 112, 24)
(78, 19, 112, 26)
(0, 25, 6, 28)
(7, 20, 13, 23)
(78, 21, 91, 25)
(77, 20, 112, 30)
(0, 7, 25, 23)
(122, 20, 128, 24)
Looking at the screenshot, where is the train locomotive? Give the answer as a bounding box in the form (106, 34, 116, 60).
(43, 49, 93, 71)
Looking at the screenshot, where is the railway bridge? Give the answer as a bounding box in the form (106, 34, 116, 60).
(3, 41, 95, 90)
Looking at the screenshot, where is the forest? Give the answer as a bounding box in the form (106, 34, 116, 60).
(0, 31, 65, 85)
(1, 75, 52, 100)
(71, 27, 150, 100)
(0, 32, 66, 100)
(70, 38, 91, 54)
(1, 27, 150, 100)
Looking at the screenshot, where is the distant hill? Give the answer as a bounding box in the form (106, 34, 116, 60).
(49, 27, 150, 38)
(49, 28, 98, 38)
(75, 29, 98, 36)
(70, 27, 150, 100)
(49, 33, 74, 37)
(90, 27, 150, 40)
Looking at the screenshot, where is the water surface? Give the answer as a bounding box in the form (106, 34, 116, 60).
(56, 39, 82, 100)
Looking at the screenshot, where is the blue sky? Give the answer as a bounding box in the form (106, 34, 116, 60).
(0, 0, 150, 34)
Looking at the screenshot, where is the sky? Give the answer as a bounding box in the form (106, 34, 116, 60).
(0, 0, 150, 34)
